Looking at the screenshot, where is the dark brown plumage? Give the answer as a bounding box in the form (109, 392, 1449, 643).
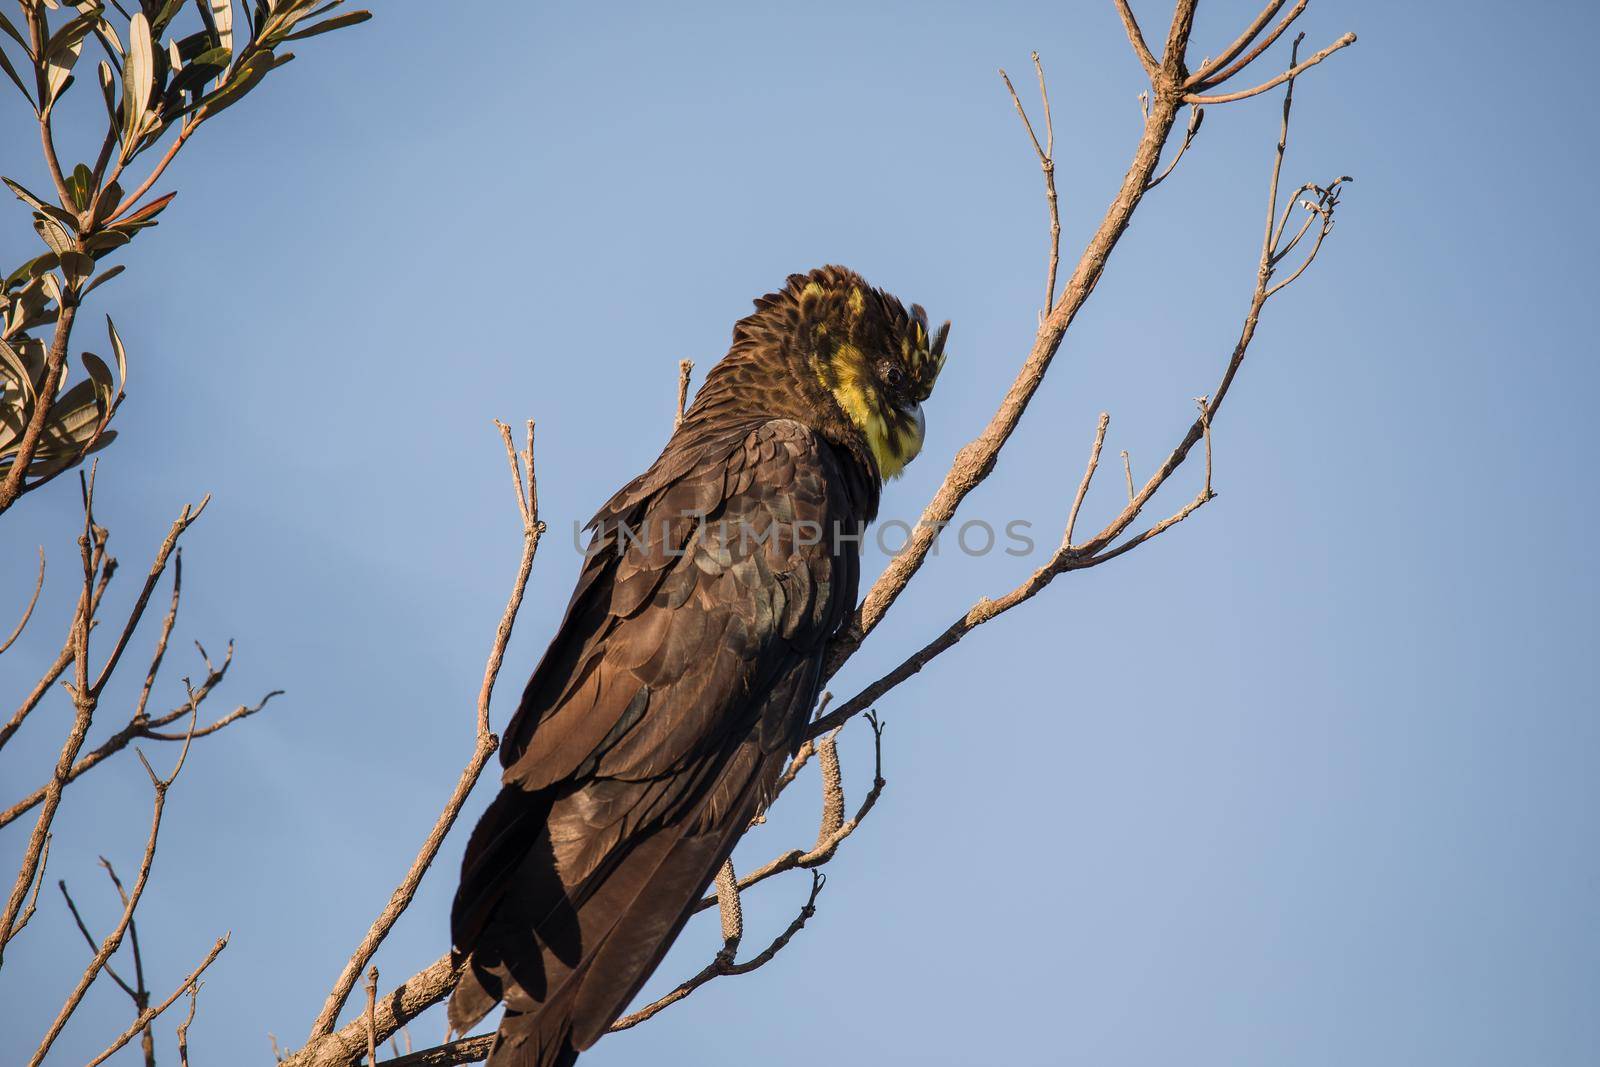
(449, 266, 948, 1066)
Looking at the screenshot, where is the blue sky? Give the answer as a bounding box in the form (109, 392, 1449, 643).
(2, 1, 1596, 1064)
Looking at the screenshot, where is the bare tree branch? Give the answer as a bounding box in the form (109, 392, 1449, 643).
(610, 870, 827, 1033)
(1112, 0, 1160, 75)
(1000, 52, 1061, 312)
(1184, 32, 1355, 104)
(1185, 0, 1290, 85)
(1187, 0, 1308, 89)
(83, 936, 228, 1067)
(0, 547, 44, 655)
(305, 420, 544, 1041)
(30, 697, 201, 1065)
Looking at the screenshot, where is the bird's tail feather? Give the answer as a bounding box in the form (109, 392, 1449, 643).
(451, 781, 757, 1066)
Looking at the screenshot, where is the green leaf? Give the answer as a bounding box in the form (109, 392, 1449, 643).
(208, 0, 233, 58)
(79, 262, 124, 298)
(97, 59, 115, 119)
(150, 0, 185, 35)
(5, 255, 59, 291)
(0, 336, 35, 405)
(113, 189, 175, 228)
(39, 273, 63, 309)
(0, 38, 34, 109)
(94, 14, 124, 58)
(167, 43, 228, 98)
(33, 216, 77, 258)
(105, 315, 128, 385)
(66, 163, 94, 212)
(122, 12, 154, 150)
(82, 350, 116, 406)
(84, 229, 132, 255)
(59, 251, 95, 288)
(3, 177, 75, 227)
(44, 9, 99, 104)
(191, 47, 272, 117)
(0, 10, 29, 52)
(283, 8, 369, 41)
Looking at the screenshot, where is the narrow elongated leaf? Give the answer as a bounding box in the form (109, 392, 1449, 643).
(97, 59, 117, 121)
(44, 11, 98, 103)
(95, 15, 124, 57)
(2, 177, 47, 211)
(105, 315, 128, 387)
(0, 40, 33, 108)
(33, 216, 77, 258)
(282, 8, 368, 40)
(0, 10, 28, 51)
(79, 263, 124, 298)
(5, 255, 59, 291)
(167, 43, 228, 97)
(191, 47, 272, 117)
(59, 251, 95, 287)
(113, 189, 175, 228)
(82, 351, 115, 405)
(66, 163, 94, 212)
(151, 0, 186, 34)
(0, 337, 34, 404)
(122, 12, 154, 149)
(209, 0, 232, 57)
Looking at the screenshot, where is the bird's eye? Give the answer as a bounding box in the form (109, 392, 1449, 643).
(883, 365, 905, 389)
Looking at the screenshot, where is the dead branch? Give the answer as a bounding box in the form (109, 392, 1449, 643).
(30, 696, 201, 1065)
(808, 33, 1347, 743)
(1184, 32, 1355, 104)
(366, 967, 380, 1067)
(1187, 0, 1307, 88)
(609, 870, 826, 1032)
(176, 984, 200, 1067)
(0, 547, 44, 655)
(1146, 103, 1204, 191)
(820, 0, 1203, 681)
(1000, 52, 1061, 312)
(701, 713, 885, 908)
(83, 935, 228, 1067)
(302, 420, 544, 1046)
(0, 540, 114, 755)
(0, 654, 279, 830)
(5, 833, 48, 941)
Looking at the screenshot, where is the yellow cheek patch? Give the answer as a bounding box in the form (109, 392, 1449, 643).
(815, 341, 923, 479)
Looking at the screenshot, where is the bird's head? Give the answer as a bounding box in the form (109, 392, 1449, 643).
(787, 266, 950, 480)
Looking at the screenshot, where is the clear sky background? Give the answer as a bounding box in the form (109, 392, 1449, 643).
(2, 1, 1596, 1064)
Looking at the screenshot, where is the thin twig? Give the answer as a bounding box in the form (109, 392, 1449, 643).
(83, 936, 228, 1067)
(1184, 32, 1355, 104)
(1113, 0, 1160, 74)
(0, 548, 45, 655)
(306, 421, 543, 1040)
(702, 713, 886, 902)
(30, 699, 201, 1065)
(5, 834, 49, 940)
(807, 40, 1347, 743)
(1190, 0, 1308, 89)
(366, 967, 380, 1066)
(1185, 0, 1289, 85)
(1066, 413, 1110, 547)
(610, 871, 827, 1032)
(176, 984, 201, 1067)
(1146, 103, 1204, 191)
(821, 7, 1201, 681)
(1000, 53, 1061, 313)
